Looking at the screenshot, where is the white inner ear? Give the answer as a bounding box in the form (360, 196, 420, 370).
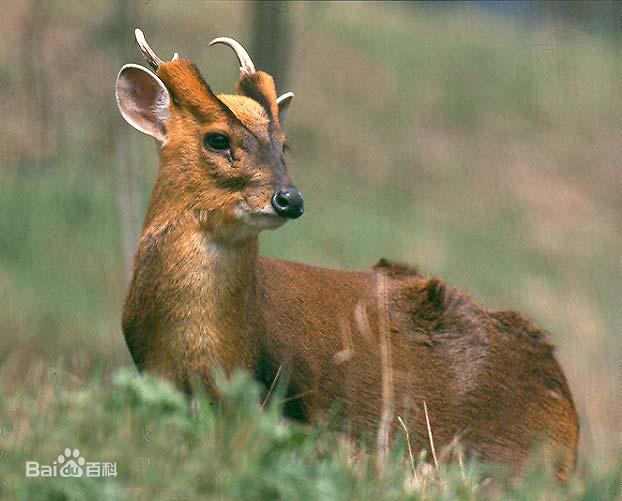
(276, 92, 294, 127)
(116, 64, 170, 142)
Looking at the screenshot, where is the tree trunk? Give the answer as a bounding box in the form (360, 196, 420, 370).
(252, 1, 291, 91)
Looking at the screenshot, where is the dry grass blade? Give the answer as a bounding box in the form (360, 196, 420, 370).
(397, 415, 417, 482)
(260, 364, 282, 410)
(375, 272, 394, 476)
(423, 400, 439, 471)
(334, 316, 354, 364)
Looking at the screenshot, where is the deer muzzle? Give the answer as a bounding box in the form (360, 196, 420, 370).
(271, 187, 304, 219)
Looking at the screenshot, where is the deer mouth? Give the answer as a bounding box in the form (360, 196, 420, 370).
(247, 211, 286, 230)
(235, 204, 287, 230)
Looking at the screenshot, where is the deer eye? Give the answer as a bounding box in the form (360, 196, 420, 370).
(204, 133, 230, 151)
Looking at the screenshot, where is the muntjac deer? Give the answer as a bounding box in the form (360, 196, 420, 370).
(116, 29, 578, 479)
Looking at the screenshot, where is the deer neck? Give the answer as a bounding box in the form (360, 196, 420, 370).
(146, 165, 261, 313)
(198, 234, 260, 315)
(152, 216, 263, 382)
(178, 223, 260, 326)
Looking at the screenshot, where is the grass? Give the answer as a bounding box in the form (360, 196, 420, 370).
(0, 1, 621, 498)
(0, 369, 620, 500)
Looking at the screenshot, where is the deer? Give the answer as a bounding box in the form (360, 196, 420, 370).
(115, 29, 578, 479)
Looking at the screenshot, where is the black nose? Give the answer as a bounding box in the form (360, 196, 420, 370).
(271, 187, 304, 219)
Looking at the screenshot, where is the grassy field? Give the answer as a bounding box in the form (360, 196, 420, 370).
(0, 370, 620, 500)
(0, 2, 620, 498)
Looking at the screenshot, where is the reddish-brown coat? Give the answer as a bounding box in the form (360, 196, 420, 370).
(119, 54, 578, 479)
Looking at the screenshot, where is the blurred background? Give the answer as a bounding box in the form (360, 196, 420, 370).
(0, 0, 620, 469)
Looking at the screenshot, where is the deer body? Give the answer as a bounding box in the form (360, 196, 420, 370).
(117, 30, 578, 478)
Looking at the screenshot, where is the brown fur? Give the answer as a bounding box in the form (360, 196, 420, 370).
(120, 56, 578, 479)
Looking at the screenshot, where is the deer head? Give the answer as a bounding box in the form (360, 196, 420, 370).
(115, 29, 302, 245)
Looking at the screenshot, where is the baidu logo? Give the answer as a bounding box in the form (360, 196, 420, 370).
(25, 448, 117, 478)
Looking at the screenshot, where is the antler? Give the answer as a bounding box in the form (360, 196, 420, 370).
(134, 28, 179, 70)
(209, 37, 256, 76)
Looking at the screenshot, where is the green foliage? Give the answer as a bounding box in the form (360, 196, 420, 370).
(1, 371, 620, 500)
(110, 368, 187, 414)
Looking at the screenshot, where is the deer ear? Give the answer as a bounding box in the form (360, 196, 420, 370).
(116, 64, 170, 142)
(276, 92, 294, 127)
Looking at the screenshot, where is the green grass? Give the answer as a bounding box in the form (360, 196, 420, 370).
(0, 167, 125, 365)
(1, 1, 621, 498)
(1, 370, 620, 500)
